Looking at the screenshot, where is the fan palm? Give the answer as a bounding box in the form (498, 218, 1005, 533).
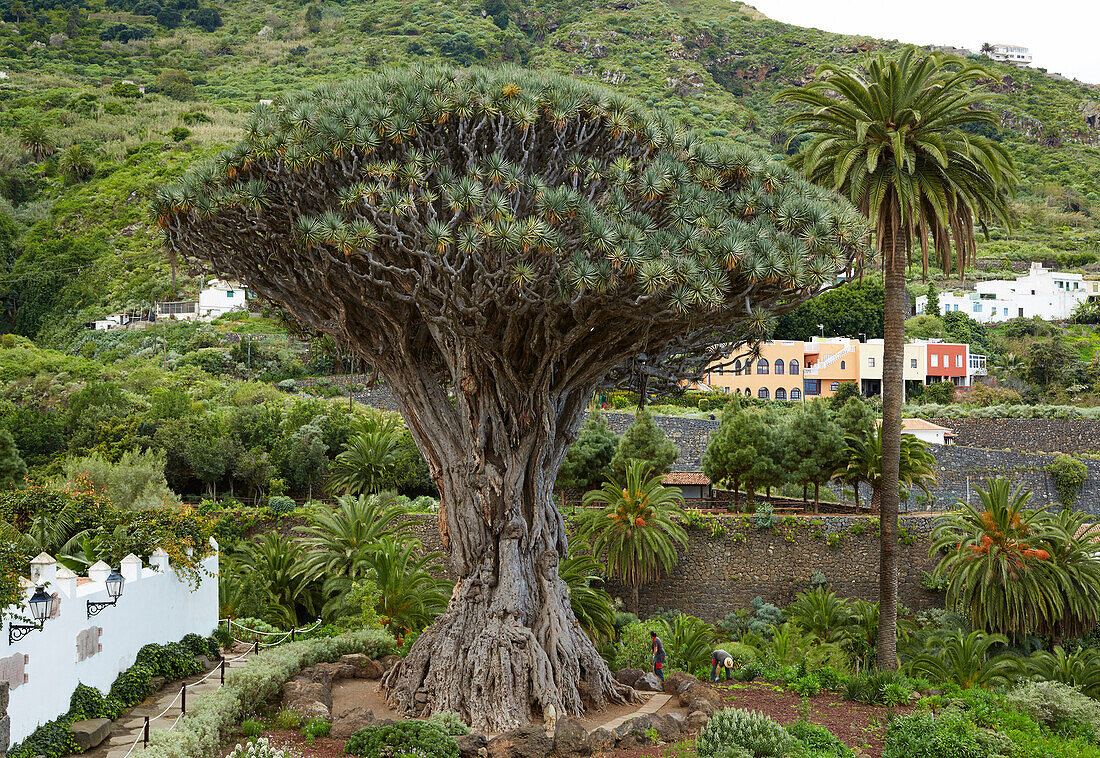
(779, 48, 1016, 668)
(327, 414, 403, 495)
(575, 459, 688, 613)
(786, 586, 856, 644)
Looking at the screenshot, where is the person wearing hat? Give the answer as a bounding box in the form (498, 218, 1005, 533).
(711, 649, 735, 683)
(650, 630, 666, 682)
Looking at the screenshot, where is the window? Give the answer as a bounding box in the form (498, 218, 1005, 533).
(744, 388, 751, 396)
(910, 358, 917, 368)
(956, 355, 963, 368)
(758, 387, 769, 399)
(931, 354, 938, 367)
(791, 388, 802, 401)
(733, 359, 742, 376)
(789, 360, 799, 375)
(775, 388, 787, 400)
(830, 382, 840, 392)
(1003, 308, 1008, 316)
(756, 359, 769, 375)
(840, 361, 846, 370)
(867, 357, 875, 367)
(744, 361, 752, 376)
(954, 304, 959, 311)
(774, 360, 785, 375)
(723, 387, 730, 394)
(973, 302, 982, 313)
(804, 379, 820, 396)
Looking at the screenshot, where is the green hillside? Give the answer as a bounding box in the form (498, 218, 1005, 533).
(1, 0, 1098, 341)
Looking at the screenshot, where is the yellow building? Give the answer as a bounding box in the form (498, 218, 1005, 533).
(703, 337, 975, 401)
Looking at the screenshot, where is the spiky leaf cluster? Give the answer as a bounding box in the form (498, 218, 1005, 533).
(157, 66, 868, 385)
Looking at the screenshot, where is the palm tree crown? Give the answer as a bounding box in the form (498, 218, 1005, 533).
(778, 48, 1016, 279)
(575, 459, 687, 613)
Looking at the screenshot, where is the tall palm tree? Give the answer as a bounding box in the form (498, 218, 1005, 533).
(778, 49, 1016, 668)
(574, 459, 688, 614)
(327, 415, 403, 495)
(844, 427, 937, 513)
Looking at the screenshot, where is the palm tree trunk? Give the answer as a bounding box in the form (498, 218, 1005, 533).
(877, 205, 907, 671)
(631, 583, 640, 616)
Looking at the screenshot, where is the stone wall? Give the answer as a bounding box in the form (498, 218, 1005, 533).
(398, 513, 942, 624)
(909, 445, 1100, 514)
(945, 418, 1100, 455)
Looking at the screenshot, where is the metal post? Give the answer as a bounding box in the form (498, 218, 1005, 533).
(291, 628, 295, 642)
(254, 640, 259, 655)
(143, 716, 150, 747)
(181, 683, 186, 715)
(220, 658, 225, 685)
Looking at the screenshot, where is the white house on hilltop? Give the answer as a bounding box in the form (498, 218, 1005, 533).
(989, 44, 1032, 67)
(916, 263, 1098, 323)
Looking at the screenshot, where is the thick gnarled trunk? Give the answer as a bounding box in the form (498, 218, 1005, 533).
(381, 370, 632, 732)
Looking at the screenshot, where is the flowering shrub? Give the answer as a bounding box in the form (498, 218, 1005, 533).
(225, 738, 296, 758)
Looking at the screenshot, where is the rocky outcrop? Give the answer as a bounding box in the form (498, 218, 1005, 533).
(281, 655, 387, 721)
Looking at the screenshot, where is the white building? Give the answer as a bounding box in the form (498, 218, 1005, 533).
(989, 44, 1032, 66)
(155, 279, 250, 322)
(198, 279, 249, 319)
(876, 418, 956, 446)
(916, 263, 1094, 323)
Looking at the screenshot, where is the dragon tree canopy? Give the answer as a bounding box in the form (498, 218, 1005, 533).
(157, 65, 869, 731)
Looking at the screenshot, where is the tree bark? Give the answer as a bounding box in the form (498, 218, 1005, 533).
(877, 203, 906, 671)
(381, 374, 633, 732)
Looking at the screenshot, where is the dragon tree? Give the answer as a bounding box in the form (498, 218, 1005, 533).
(157, 66, 868, 731)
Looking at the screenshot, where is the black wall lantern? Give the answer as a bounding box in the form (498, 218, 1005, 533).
(87, 568, 126, 618)
(9, 585, 54, 644)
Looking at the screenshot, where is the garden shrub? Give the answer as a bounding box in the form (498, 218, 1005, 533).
(344, 721, 458, 758)
(68, 683, 123, 721)
(786, 720, 854, 757)
(109, 664, 155, 707)
(1005, 680, 1100, 740)
(135, 641, 203, 680)
(7, 717, 78, 758)
(301, 717, 331, 743)
(266, 495, 298, 514)
(696, 709, 793, 758)
(225, 738, 294, 758)
(1047, 454, 1088, 509)
(139, 629, 394, 758)
(882, 712, 1001, 758)
(427, 711, 470, 736)
(844, 668, 912, 706)
(230, 617, 281, 643)
(240, 720, 264, 738)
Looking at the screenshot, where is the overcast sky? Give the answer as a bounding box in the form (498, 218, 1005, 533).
(746, 0, 1100, 85)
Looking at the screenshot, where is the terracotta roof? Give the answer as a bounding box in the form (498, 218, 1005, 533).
(1075, 523, 1100, 542)
(661, 472, 711, 486)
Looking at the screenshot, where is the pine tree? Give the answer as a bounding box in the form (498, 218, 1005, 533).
(925, 282, 940, 316)
(0, 429, 27, 489)
(610, 407, 678, 479)
(835, 397, 876, 508)
(782, 400, 845, 512)
(557, 412, 619, 490)
(702, 397, 781, 508)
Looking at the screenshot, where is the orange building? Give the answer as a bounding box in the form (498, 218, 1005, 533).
(703, 338, 984, 401)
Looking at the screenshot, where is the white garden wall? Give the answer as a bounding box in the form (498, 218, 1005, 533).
(1, 541, 219, 746)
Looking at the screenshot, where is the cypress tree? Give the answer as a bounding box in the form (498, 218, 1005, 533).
(610, 407, 678, 479)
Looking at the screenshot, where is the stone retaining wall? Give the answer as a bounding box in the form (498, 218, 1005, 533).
(945, 418, 1100, 455)
(399, 513, 942, 623)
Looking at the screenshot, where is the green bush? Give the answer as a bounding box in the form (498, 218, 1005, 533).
(882, 712, 997, 758)
(786, 720, 854, 757)
(344, 721, 458, 758)
(168, 126, 191, 142)
(241, 720, 265, 738)
(697, 709, 793, 758)
(230, 617, 281, 643)
(109, 664, 154, 707)
(7, 717, 79, 758)
(844, 668, 912, 706)
(1047, 454, 1088, 509)
(135, 642, 203, 680)
(266, 495, 298, 514)
(1006, 681, 1100, 741)
(426, 712, 470, 736)
(301, 717, 331, 743)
